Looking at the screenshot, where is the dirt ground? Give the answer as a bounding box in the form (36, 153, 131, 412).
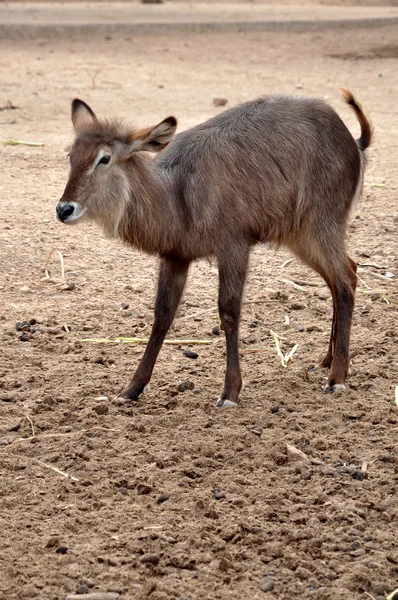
(1, 20, 398, 600)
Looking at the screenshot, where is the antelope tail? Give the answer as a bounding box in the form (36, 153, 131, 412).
(341, 88, 373, 152)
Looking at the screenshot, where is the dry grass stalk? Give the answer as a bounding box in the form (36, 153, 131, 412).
(2, 453, 79, 482)
(0, 138, 44, 146)
(280, 258, 294, 268)
(85, 68, 103, 89)
(24, 414, 35, 438)
(386, 588, 398, 600)
(13, 426, 119, 445)
(270, 330, 298, 368)
(279, 278, 306, 292)
(364, 181, 386, 188)
(44, 248, 65, 282)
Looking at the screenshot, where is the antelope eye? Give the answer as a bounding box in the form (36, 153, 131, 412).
(99, 155, 111, 165)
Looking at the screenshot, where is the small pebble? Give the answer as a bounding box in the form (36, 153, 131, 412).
(93, 404, 108, 415)
(75, 584, 88, 594)
(56, 545, 68, 554)
(120, 302, 129, 310)
(65, 281, 76, 291)
(9, 422, 21, 432)
(16, 320, 32, 331)
(83, 324, 93, 331)
(0, 439, 11, 446)
(270, 404, 280, 414)
(212, 488, 226, 500)
(212, 326, 220, 335)
(213, 97, 228, 107)
(137, 483, 152, 495)
(192, 388, 201, 395)
(177, 381, 194, 393)
(0, 394, 14, 402)
(157, 493, 170, 504)
(290, 302, 305, 310)
(118, 487, 128, 495)
(140, 554, 160, 566)
(19, 333, 32, 342)
(259, 577, 274, 592)
(183, 350, 198, 359)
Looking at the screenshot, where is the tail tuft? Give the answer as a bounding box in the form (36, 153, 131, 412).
(341, 88, 373, 152)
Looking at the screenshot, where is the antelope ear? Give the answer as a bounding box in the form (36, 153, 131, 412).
(72, 99, 97, 133)
(129, 117, 177, 153)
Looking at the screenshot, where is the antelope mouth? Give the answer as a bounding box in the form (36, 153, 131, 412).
(56, 201, 87, 224)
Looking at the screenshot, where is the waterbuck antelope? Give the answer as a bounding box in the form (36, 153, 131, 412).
(56, 90, 372, 407)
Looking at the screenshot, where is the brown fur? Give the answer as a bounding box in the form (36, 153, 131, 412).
(57, 91, 373, 405)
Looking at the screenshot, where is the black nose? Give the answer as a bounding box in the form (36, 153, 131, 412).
(56, 203, 75, 222)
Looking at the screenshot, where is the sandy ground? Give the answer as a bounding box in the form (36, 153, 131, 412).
(0, 19, 398, 600)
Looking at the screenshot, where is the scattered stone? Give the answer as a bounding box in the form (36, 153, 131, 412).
(140, 554, 160, 566)
(137, 483, 153, 495)
(75, 584, 89, 594)
(94, 357, 106, 365)
(94, 396, 109, 402)
(212, 488, 226, 500)
(16, 320, 34, 331)
(270, 405, 280, 414)
(177, 381, 194, 393)
(120, 302, 129, 310)
(259, 577, 274, 593)
(0, 394, 14, 402)
(118, 487, 128, 495)
(296, 325, 305, 332)
(192, 388, 201, 395)
(193, 316, 202, 322)
(290, 302, 305, 310)
(56, 545, 68, 554)
(141, 0, 163, 3)
(65, 594, 119, 600)
(93, 404, 108, 415)
(247, 425, 263, 436)
(9, 422, 21, 432)
(285, 443, 309, 462)
(212, 326, 220, 335)
(218, 557, 231, 572)
(65, 281, 76, 291)
(183, 349, 198, 359)
(306, 324, 323, 332)
(380, 455, 395, 464)
(19, 332, 32, 342)
(157, 493, 170, 504)
(0, 439, 11, 446)
(83, 324, 93, 331)
(213, 97, 228, 107)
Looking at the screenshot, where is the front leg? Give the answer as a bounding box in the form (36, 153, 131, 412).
(120, 256, 190, 401)
(216, 244, 250, 407)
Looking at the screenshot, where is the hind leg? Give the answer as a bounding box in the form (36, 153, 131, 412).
(324, 256, 357, 391)
(288, 241, 357, 390)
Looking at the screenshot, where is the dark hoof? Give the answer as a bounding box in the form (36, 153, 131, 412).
(117, 383, 150, 403)
(323, 383, 346, 394)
